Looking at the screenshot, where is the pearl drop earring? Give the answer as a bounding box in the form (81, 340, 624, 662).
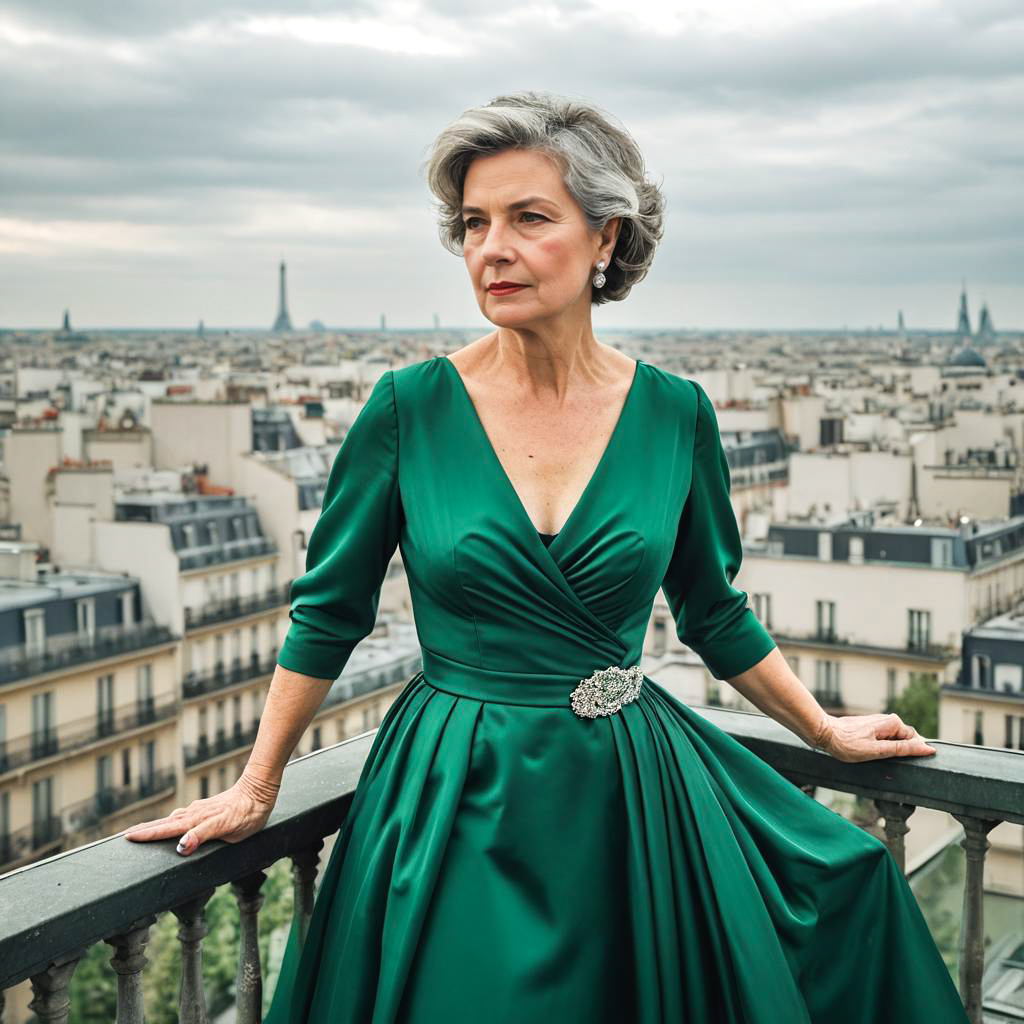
(593, 259, 607, 289)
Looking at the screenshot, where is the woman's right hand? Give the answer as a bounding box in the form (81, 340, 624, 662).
(121, 773, 281, 856)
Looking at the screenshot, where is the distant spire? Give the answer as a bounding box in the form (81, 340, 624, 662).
(897, 309, 905, 333)
(272, 259, 293, 332)
(61, 308, 71, 332)
(977, 301, 995, 342)
(955, 280, 971, 341)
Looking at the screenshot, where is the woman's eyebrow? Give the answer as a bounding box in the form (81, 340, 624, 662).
(461, 196, 557, 215)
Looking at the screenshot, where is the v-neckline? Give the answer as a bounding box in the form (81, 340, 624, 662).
(440, 354, 643, 550)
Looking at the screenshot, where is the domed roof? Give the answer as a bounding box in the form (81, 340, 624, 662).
(948, 346, 987, 367)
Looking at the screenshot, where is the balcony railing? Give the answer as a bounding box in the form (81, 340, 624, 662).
(182, 651, 278, 700)
(0, 767, 177, 872)
(774, 631, 957, 663)
(178, 536, 276, 571)
(183, 720, 261, 768)
(0, 706, 1020, 1023)
(183, 585, 290, 632)
(63, 767, 178, 837)
(0, 694, 179, 777)
(0, 623, 176, 687)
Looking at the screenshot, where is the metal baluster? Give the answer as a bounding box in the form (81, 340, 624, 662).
(876, 799, 916, 875)
(104, 914, 157, 1024)
(291, 838, 325, 948)
(172, 889, 216, 1024)
(951, 813, 999, 1024)
(28, 949, 86, 1024)
(231, 870, 267, 1024)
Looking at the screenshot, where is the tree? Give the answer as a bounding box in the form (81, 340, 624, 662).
(885, 671, 939, 739)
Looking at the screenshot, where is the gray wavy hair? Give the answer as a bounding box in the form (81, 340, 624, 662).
(421, 91, 665, 305)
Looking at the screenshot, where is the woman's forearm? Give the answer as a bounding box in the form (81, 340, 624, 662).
(240, 663, 335, 793)
(724, 647, 832, 749)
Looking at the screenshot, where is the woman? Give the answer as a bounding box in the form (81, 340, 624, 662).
(125, 92, 968, 1022)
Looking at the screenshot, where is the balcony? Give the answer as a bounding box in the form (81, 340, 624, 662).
(0, 768, 177, 873)
(0, 706, 1019, 1023)
(178, 536, 276, 572)
(64, 767, 178, 836)
(184, 720, 261, 769)
(183, 585, 290, 632)
(774, 630, 957, 663)
(0, 623, 176, 688)
(0, 694, 179, 777)
(182, 651, 278, 700)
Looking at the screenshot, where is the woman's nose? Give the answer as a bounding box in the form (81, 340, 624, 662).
(479, 220, 515, 263)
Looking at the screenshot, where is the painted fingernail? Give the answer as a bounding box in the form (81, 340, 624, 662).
(177, 833, 190, 854)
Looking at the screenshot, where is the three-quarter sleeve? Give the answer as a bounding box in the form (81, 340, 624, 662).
(660, 380, 776, 680)
(276, 370, 403, 681)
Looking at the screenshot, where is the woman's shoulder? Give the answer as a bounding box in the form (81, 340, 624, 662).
(637, 360, 705, 419)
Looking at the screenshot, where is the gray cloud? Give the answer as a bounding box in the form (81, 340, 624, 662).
(0, 0, 1021, 329)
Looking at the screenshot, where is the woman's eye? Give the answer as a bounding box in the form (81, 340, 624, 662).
(464, 217, 482, 229)
(521, 212, 546, 222)
(463, 212, 546, 230)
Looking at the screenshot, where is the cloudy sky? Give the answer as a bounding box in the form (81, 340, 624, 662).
(1, 0, 1021, 330)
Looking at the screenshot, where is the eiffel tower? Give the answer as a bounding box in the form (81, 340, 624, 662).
(272, 259, 293, 332)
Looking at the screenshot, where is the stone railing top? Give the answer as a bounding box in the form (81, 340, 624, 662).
(1, 704, 1022, 991)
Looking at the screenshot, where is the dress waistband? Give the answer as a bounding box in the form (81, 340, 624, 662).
(418, 646, 645, 715)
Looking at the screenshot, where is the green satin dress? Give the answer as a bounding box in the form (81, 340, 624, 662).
(264, 356, 967, 1023)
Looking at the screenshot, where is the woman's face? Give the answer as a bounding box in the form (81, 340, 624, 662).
(460, 148, 616, 330)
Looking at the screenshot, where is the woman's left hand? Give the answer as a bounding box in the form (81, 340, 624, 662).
(817, 712, 937, 763)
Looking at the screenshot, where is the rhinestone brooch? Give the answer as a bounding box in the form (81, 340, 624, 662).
(570, 664, 644, 719)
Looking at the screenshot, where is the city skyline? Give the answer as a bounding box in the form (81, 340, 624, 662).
(1, 0, 1022, 329)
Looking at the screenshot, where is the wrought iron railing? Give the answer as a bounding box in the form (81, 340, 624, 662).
(0, 694, 179, 777)
(183, 586, 290, 631)
(182, 651, 278, 700)
(0, 624, 176, 687)
(0, 706, 1020, 1023)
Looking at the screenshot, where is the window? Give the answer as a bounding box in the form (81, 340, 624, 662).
(23, 608, 46, 658)
(121, 590, 136, 626)
(250, 624, 260, 662)
(122, 747, 131, 786)
(651, 615, 667, 656)
(312, 726, 322, 751)
(140, 740, 155, 786)
(815, 601, 836, 641)
(908, 609, 931, 651)
(993, 663, 1023, 693)
(973, 710, 984, 746)
(96, 754, 113, 795)
(931, 537, 953, 567)
(32, 776, 54, 846)
(233, 516, 246, 540)
(182, 523, 198, 548)
(208, 520, 220, 545)
(31, 691, 56, 758)
(1006, 714, 1015, 749)
(814, 660, 841, 703)
(886, 668, 897, 703)
(97, 674, 115, 735)
(229, 572, 240, 598)
(136, 663, 153, 708)
(233, 694, 242, 735)
(752, 593, 772, 629)
(76, 597, 96, 640)
(199, 775, 209, 799)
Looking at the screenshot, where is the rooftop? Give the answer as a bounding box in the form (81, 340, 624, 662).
(0, 569, 135, 614)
